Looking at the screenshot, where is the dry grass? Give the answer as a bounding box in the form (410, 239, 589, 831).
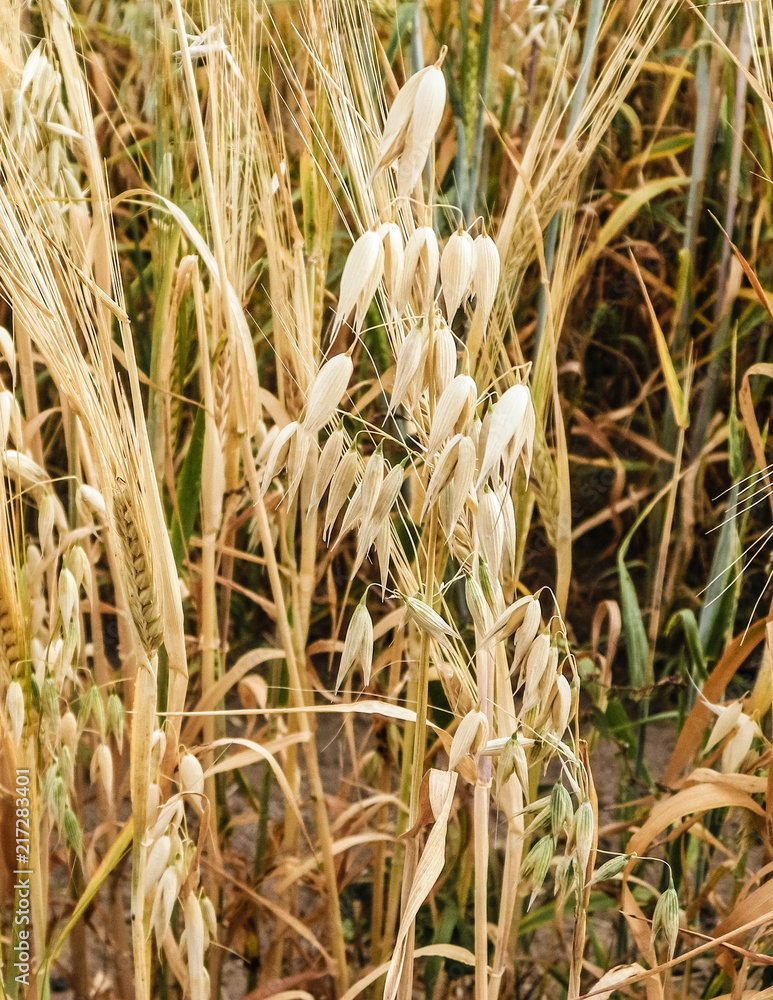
(1, 2, 773, 1000)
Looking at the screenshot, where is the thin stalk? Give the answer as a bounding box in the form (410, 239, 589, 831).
(488, 639, 523, 1000)
(192, 263, 223, 902)
(129, 655, 158, 1000)
(473, 784, 490, 1000)
(462, 0, 498, 222)
(670, 0, 719, 386)
(370, 739, 394, 966)
(373, 644, 406, 973)
(474, 633, 494, 999)
(397, 507, 439, 1000)
(691, 21, 750, 456)
(533, 0, 604, 355)
(242, 438, 349, 994)
(487, 826, 523, 1000)
(638, 421, 687, 778)
(568, 744, 598, 999)
(14, 319, 44, 468)
(381, 661, 418, 963)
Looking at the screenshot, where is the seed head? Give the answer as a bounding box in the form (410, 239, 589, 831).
(39, 490, 56, 553)
(260, 420, 300, 495)
(472, 233, 500, 331)
(441, 229, 474, 321)
(398, 227, 439, 316)
(183, 891, 209, 1000)
(483, 594, 533, 646)
(448, 710, 488, 771)
(107, 691, 125, 751)
(179, 753, 205, 798)
(390, 325, 428, 415)
(448, 435, 476, 534)
(58, 567, 78, 628)
(150, 728, 167, 775)
(309, 428, 345, 511)
(200, 893, 217, 944)
(325, 447, 359, 539)
(150, 867, 179, 946)
(149, 797, 184, 842)
(573, 798, 595, 881)
(512, 598, 542, 671)
(464, 572, 492, 638)
(333, 230, 384, 338)
(79, 684, 105, 740)
(145, 835, 172, 896)
(554, 854, 577, 910)
(477, 384, 533, 488)
(356, 445, 385, 531)
(112, 484, 163, 656)
(60, 709, 77, 755)
(302, 354, 353, 436)
(499, 732, 530, 797)
(405, 594, 459, 649)
(378, 221, 404, 300)
(550, 782, 572, 838)
(476, 489, 506, 581)
(432, 319, 457, 398)
(395, 65, 446, 198)
(426, 374, 477, 457)
(90, 742, 114, 804)
(336, 595, 374, 693)
(78, 483, 107, 518)
(521, 633, 552, 711)
(6, 679, 23, 745)
(523, 834, 554, 908)
(45, 768, 66, 828)
(591, 853, 635, 886)
(64, 807, 83, 857)
(422, 434, 464, 522)
(371, 60, 446, 188)
(651, 877, 680, 960)
(545, 674, 572, 739)
(369, 461, 405, 531)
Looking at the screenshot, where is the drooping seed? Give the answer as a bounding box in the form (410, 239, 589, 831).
(302, 353, 353, 436)
(332, 230, 384, 338)
(440, 229, 474, 322)
(472, 233, 500, 331)
(398, 227, 439, 316)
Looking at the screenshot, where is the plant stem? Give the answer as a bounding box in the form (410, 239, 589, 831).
(396, 506, 439, 1000)
(691, 19, 750, 456)
(533, 0, 604, 355)
(243, 439, 349, 994)
(129, 655, 157, 1000)
(474, 783, 490, 1000)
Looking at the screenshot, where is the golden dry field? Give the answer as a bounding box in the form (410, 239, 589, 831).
(1, 2, 773, 999)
